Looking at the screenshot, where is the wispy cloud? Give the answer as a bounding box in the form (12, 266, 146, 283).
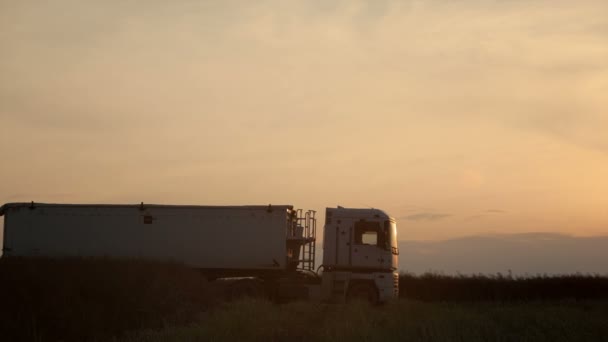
(525, 111, 608, 155)
(463, 209, 507, 221)
(463, 215, 484, 222)
(402, 213, 451, 221)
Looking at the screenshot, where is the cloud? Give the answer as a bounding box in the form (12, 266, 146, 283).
(523, 110, 608, 155)
(463, 215, 484, 222)
(463, 209, 506, 221)
(485, 209, 505, 214)
(402, 213, 451, 221)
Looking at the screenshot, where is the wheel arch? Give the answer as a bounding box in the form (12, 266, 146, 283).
(347, 279, 379, 302)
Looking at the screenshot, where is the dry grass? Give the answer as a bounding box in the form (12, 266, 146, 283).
(3, 258, 608, 341)
(119, 298, 608, 342)
(0, 257, 215, 342)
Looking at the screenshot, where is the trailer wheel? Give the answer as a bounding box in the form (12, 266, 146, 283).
(228, 279, 265, 300)
(347, 283, 378, 305)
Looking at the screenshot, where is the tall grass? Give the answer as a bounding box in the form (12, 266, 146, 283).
(120, 298, 608, 342)
(2, 258, 608, 341)
(0, 257, 214, 342)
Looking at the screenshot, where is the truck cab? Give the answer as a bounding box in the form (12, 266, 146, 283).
(321, 207, 399, 303)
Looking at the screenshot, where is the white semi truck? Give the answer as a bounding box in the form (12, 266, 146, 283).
(0, 202, 399, 303)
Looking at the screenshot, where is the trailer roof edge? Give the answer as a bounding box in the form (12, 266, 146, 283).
(0, 202, 296, 214)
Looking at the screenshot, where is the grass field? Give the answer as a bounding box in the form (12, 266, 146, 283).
(2, 257, 608, 342)
(0, 257, 215, 342)
(119, 298, 608, 342)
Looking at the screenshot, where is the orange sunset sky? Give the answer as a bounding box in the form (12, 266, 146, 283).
(1, 0, 607, 244)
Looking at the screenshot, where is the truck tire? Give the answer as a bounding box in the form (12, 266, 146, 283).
(228, 279, 265, 300)
(347, 283, 379, 305)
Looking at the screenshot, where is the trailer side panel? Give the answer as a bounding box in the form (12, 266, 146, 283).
(2, 203, 292, 271)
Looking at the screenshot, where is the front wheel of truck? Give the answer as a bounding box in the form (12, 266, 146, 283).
(346, 282, 378, 305)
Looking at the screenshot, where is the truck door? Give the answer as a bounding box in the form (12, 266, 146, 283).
(350, 220, 389, 270)
(334, 218, 353, 266)
(323, 213, 354, 268)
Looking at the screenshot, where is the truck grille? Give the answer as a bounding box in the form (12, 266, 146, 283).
(393, 273, 399, 297)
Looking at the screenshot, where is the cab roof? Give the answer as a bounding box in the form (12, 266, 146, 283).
(326, 207, 393, 220)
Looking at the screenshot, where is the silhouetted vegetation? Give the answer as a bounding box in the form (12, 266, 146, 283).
(0, 257, 214, 342)
(2, 258, 608, 341)
(399, 272, 608, 302)
(120, 298, 608, 342)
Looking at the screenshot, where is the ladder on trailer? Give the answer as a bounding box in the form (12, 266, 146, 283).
(296, 209, 316, 272)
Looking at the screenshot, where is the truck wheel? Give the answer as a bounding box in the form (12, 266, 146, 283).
(347, 283, 379, 305)
(229, 279, 265, 300)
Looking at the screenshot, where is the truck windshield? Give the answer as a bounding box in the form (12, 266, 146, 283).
(384, 220, 398, 255)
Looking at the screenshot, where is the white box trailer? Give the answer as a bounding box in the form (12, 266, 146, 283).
(0, 203, 314, 274)
(1, 202, 398, 304)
